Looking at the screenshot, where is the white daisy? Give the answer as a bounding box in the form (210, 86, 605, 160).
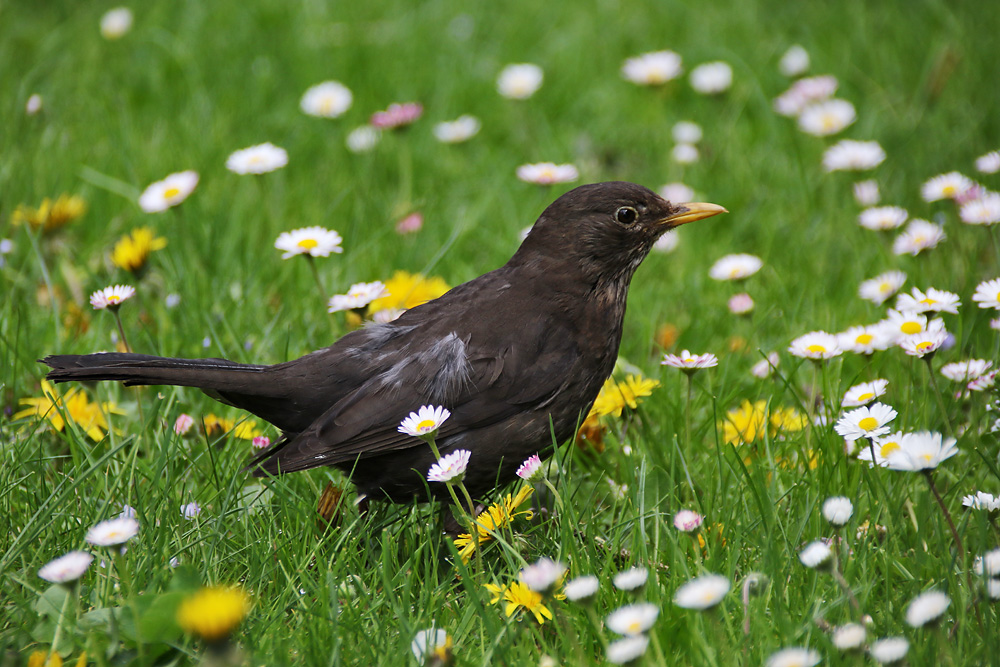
(751, 352, 780, 378)
(859, 206, 907, 231)
(727, 293, 754, 314)
(673, 509, 704, 532)
(881, 309, 937, 340)
(778, 45, 810, 77)
(519, 557, 566, 593)
(327, 281, 390, 313)
(497, 63, 543, 99)
(26, 93, 42, 116)
(972, 277, 1000, 309)
(426, 449, 471, 483)
(709, 253, 763, 281)
(671, 143, 700, 165)
(661, 350, 718, 372)
(834, 402, 897, 441)
(274, 226, 343, 259)
(516, 454, 543, 482)
(226, 142, 288, 174)
(823, 139, 886, 172)
(969, 370, 998, 392)
(976, 150, 1000, 174)
(432, 115, 481, 143)
(842, 379, 889, 407)
(346, 126, 380, 153)
(606, 603, 660, 636)
(86, 516, 139, 547)
(613, 567, 648, 591)
(606, 636, 650, 665)
(774, 75, 838, 117)
(658, 182, 695, 203)
(857, 431, 904, 467)
(960, 192, 1000, 225)
(895, 287, 960, 314)
(564, 575, 600, 602)
(921, 171, 974, 202)
(372, 308, 404, 324)
(905, 590, 950, 628)
(671, 121, 702, 144)
(832, 623, 866, 651)
(892, 219, 945, 256)
(822, 496, 854, 526)
(100, 7, 133, 40)
(898, 329, 947, 357)
(398, 405, 451, 438)
(90, 284, 136, 310)
(798, 99, 856, 136)
(975, 548, 1000, 577)
(766, 648, 821, 667)
(138, 170, 199, 213)
(838, 325, 893, 355)
(411, 628, 451, 664)
(798, 541, 833, 568)
(38, 551, 94, 584)
(885, 431, 958, 471)
(788, 331, 842, 360)
(621, 50, 682, 86)
(987, 578, 1000, 600)
(690, 61, 732, 94)
(673, 573, 730, 609)
(963, 491, 1000, 511)
(858, 271, 907, 305)
(853, 179, 881, 206)
(299, 81, 353, 118)
(870, 637, 909, 664)
(516, 162, 579, 185)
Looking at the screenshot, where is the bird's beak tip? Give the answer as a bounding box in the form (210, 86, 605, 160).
(663, 202, 728, 227)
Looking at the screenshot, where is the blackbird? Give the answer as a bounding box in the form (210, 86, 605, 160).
(42, 182, 725, 503)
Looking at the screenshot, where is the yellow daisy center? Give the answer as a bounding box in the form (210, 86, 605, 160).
(297, 238, 319, 250)
(917, 341, 934, 352)
(942, 185, 956, 196)
(319, 98, 333, 113)
(919, 297, 936, 305)
(858, 417, 879, 431)
(627, 621, 641, 633)
(417, 419, 436, 432)
(857, 392, 874, 401)
(880, 441, 900, 457)
(879, 282, 891, 293)
(163, 187, 181, 199)
(107, 296, 121, 305)
(921, 453, 934, 462)
(856, 333, 874, 345)
(806, 344, 826, 354)
(683, 357, 695, 363)
(901, 321, 922, 335)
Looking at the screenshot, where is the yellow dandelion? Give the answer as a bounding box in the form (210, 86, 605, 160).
(111, 227, 167, 274)
(484, 580, 562, 624)
(720, 400, 807, 446)
(454, 485, 533, 561)
(14, 380, 122, 441)
(589, 374, 660, 419)
(368, 270, 450, 313)
(177, 586, 250, 642)
(203, 414, 260, 440)
(12, 194, 87, 232)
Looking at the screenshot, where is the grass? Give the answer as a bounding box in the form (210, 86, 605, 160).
(2, 0, 1000, 664)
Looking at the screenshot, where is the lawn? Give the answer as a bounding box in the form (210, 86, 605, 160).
(2, 0, 999, 665)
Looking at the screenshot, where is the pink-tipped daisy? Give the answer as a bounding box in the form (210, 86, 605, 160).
(371, 102, 423, 129)
(426, 449, 471, 483)
(516, 454, 543, 482)
(398, 405, 451, 438)
(661, 350, 719, 372)
(673, 509, 704, 532)
(90, 284, 135, 310)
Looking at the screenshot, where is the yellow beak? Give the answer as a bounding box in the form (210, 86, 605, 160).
(662, 202, 728, 227)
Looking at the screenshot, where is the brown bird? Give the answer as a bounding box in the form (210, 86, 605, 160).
(42, 182, 725, 503)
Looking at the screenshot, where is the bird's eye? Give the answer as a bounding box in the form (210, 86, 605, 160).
(615, 206, 638, 225)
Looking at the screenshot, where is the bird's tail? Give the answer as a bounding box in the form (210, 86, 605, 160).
(42, 353, 269, 392)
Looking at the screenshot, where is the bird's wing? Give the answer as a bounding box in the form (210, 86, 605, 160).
(254, 312, 579, 474)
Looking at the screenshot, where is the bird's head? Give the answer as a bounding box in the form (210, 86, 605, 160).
(514, 181, 727, 286)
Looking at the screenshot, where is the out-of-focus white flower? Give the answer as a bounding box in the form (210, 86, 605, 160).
(976, 150, 1000, 174)
(100, 7, 133, 40)
(226, 142, 288, 174)
(841, 379, 889, 407)
(779, 45, 810, 77)
(621, 50, 682, 86)
(690, 61, 732, 94)
(26, 94, 43, 115)
(300, 81, 353, 118)
(853, 180, 880, 206)
(963, 492, 1000, 511)
(858, 271, 906, 305)
(519, 557, 566, 593)
(798, 99, 855, 136)
(870, 637, 909, 664)
(709, 254, 763, 281)
(859, 206, 907, 231)
(766, 648, 821, 667)
(564, 575, 600, 602)
(516, 162, 579, 185)
(497, 63, 543, 99)
(799, 540, 833, 568)
(823, 139, 886, 172)
(672, 121, 703, 144)
(832, 623, 866, 651)
(921, 172, 974, 202)
(433, 115, 481, 143)
(774, 75, 838, 117)
(346, 126, 380, 153)
(884, 431, 958, 471)
(39, 551, 94, 584)
(613, 567, 648, 591)
(327, 281, 390, 313)
(672, 143, 700, 165)
(960, 192, 1000, 225)
(892, 219, 945, 256)
(658, 182, 695, 203)
(751, 352, 780, 378)
(788, 331, 842, 360)
(274, 227, 343, 259)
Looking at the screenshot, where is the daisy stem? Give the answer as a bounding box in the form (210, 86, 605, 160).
(923, 357, 955, 438)
(830, 552, 861, 612)
(46, 583, 74, 662)
(923, 470, 964, 558)
(542, 478, 564, 512)
(305, 256, 328, 305)
(112, 309, 131, 353)
(741, 576, 752, 636)
(684, 373, 693, 451)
